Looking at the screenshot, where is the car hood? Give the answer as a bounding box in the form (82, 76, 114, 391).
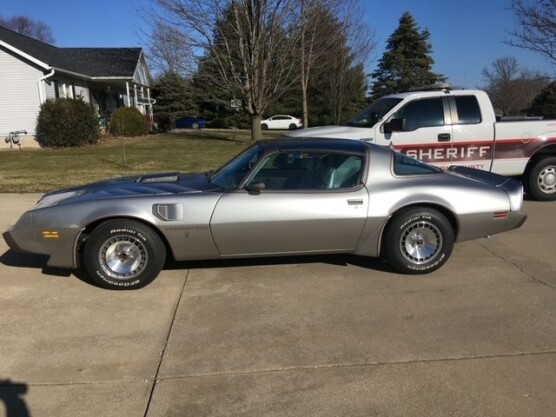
(34, 172, 216, 209)
(286, 125, 374, 140)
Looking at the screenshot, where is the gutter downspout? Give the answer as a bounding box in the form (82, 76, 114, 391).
(38, 69, 55, 104)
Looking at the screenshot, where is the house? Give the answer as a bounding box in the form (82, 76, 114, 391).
(0, 26, 153, 148)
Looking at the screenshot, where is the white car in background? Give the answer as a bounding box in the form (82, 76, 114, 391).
(261, 115, 303, 130)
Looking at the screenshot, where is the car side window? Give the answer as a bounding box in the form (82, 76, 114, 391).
(455, 96, 482, 124)
(393, 152, 442, 176)
(247, 152, 364, 191)
(394, 98, 444, 131)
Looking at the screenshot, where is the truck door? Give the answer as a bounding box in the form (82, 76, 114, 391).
(384, 97, 454, 169)
(448, 95, 494, 172)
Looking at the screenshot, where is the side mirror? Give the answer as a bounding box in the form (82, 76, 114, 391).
(383, 118, 406, 133)
(246, 181, 266, 195)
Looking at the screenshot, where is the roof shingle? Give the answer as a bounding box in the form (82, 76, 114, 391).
(0, 25, 141, 78)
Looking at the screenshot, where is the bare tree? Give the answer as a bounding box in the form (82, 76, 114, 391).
(507, 0, 556, 66)
(0, 15, 55, 43)
(147, 22, 196, 77)
(298, 0, 374, 128)
(151, 0, 301, 141)
(482, 56, 550, 115)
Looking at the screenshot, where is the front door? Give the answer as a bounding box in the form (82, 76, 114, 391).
(386, 97, 455, 169)
(210, 151, 369, 256)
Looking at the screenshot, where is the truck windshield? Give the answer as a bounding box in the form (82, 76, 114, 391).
(347, 97, 403, 128)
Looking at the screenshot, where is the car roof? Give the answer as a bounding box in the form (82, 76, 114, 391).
(257, 137, 377, 155)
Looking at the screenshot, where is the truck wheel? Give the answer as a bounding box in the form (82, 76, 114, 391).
(83, 220, 166, 290)
(526, 157, 556, 201)
(383, 207, 455, 274)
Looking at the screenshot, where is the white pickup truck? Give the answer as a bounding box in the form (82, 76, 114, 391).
(288, 87, 556, 200)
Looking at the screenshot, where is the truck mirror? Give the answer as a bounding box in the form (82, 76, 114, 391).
(384, 118, 406, 133)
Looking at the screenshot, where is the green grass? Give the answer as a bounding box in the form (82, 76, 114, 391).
(0, 130, 281, 193)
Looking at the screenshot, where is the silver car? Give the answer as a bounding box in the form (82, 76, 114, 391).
(3, 138, 526, 290)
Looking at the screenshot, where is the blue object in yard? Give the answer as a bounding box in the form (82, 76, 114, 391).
(176, 117, 206, 129)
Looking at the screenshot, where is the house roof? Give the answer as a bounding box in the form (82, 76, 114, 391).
(0, 25, 143, 78)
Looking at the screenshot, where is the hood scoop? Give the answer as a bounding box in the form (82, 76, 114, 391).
(137, 173, 180, 184)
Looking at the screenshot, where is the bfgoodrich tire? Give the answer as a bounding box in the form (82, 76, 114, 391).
(525, 156, 556, 201)
(383, 207, 455, 274)
(83, 220, 166, 290)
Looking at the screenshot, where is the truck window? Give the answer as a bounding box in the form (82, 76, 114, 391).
(394, 98, 444, 131)
(455, 96, 481, 124)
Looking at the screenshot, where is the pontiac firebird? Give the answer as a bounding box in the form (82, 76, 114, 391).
(3, 138, 527, 290)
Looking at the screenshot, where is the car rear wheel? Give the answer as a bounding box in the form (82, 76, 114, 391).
(191, 122, 200, 129)
(289, 123, 297, 130)
(525, 157, 556, 201)
(383, 207, 454, 274)
(261, 123, 268, 130)
(83, 220, 166, 290)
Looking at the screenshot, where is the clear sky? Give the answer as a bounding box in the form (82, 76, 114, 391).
(1, 0, 554, 89)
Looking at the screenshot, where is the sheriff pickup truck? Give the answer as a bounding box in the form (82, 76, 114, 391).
(288, 86, 556, 201)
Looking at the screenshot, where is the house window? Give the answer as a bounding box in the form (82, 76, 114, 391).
(53, 80, 60, 99)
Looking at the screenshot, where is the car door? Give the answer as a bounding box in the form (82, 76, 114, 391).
(210, 151, 369, 256)
(448, 95, 494, 171)
(386, 97, 454, 169)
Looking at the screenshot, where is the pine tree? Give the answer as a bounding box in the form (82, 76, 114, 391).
(152, 72, 196, 131)
(528, 81, 556, 117)
(370, 12, 445, 99)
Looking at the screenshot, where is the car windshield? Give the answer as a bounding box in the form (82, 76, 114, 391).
(347, 97, 403, 128)
(210, 145, 265, 190)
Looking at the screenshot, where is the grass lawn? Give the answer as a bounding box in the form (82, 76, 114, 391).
(0, 130, 281, 193)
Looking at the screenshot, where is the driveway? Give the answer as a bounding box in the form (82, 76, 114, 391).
(0, 194, 555, 417)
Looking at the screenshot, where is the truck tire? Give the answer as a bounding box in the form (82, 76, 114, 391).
(83, 220, 166, 290)
(383, 207, 455, 274)
(525, 157, 556, 201)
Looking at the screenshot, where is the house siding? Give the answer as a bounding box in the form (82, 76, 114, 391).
(0, 47, 42, 136)
(45, 76, 91, 103)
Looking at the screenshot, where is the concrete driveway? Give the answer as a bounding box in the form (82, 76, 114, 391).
(0, 194, 555, 417)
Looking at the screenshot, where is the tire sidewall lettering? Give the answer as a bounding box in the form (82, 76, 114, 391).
(399, 214, 431, 230)
(109, 228, 148, 242)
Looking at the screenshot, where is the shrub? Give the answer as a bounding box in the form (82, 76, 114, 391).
(36, 98, 100, 148)
(110, 107, 147, 137)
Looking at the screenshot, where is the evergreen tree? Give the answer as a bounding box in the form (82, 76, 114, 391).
(152, 72, 196, 131)
(370, 12, 445, 99)
(528, 81, 556, 117)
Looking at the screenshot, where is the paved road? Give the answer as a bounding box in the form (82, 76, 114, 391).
(0, 194, 555, 417)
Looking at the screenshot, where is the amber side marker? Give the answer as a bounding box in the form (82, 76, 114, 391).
(42, 231, 60, 239)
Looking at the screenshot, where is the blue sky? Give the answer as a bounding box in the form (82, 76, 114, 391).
(1, 0, 554, 88)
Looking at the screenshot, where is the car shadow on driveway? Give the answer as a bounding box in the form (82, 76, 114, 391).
(1, 249, 394, 288)
(164, 253, 393, 273)
(0, 249, 72, 277)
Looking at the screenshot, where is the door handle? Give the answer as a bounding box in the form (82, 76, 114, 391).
(438, 133, 451, 142)
(347, 199, 363, 205)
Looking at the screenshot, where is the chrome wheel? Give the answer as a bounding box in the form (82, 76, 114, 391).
(537, 164, 556, 195)
(99, 235, 148, 280)
(400, 221, 443, 265)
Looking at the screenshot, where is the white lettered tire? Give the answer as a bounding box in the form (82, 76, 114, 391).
(383, 207, 455, 274)
(83, 220, 166, 290)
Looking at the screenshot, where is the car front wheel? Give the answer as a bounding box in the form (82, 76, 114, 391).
(383, 207, 454, 274)
(261, 123, 268, 130)
(191, 122, 200, 129)
(83, 220, 166, 290)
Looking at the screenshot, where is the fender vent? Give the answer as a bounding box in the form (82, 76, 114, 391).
(153, 203, 183, 221)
